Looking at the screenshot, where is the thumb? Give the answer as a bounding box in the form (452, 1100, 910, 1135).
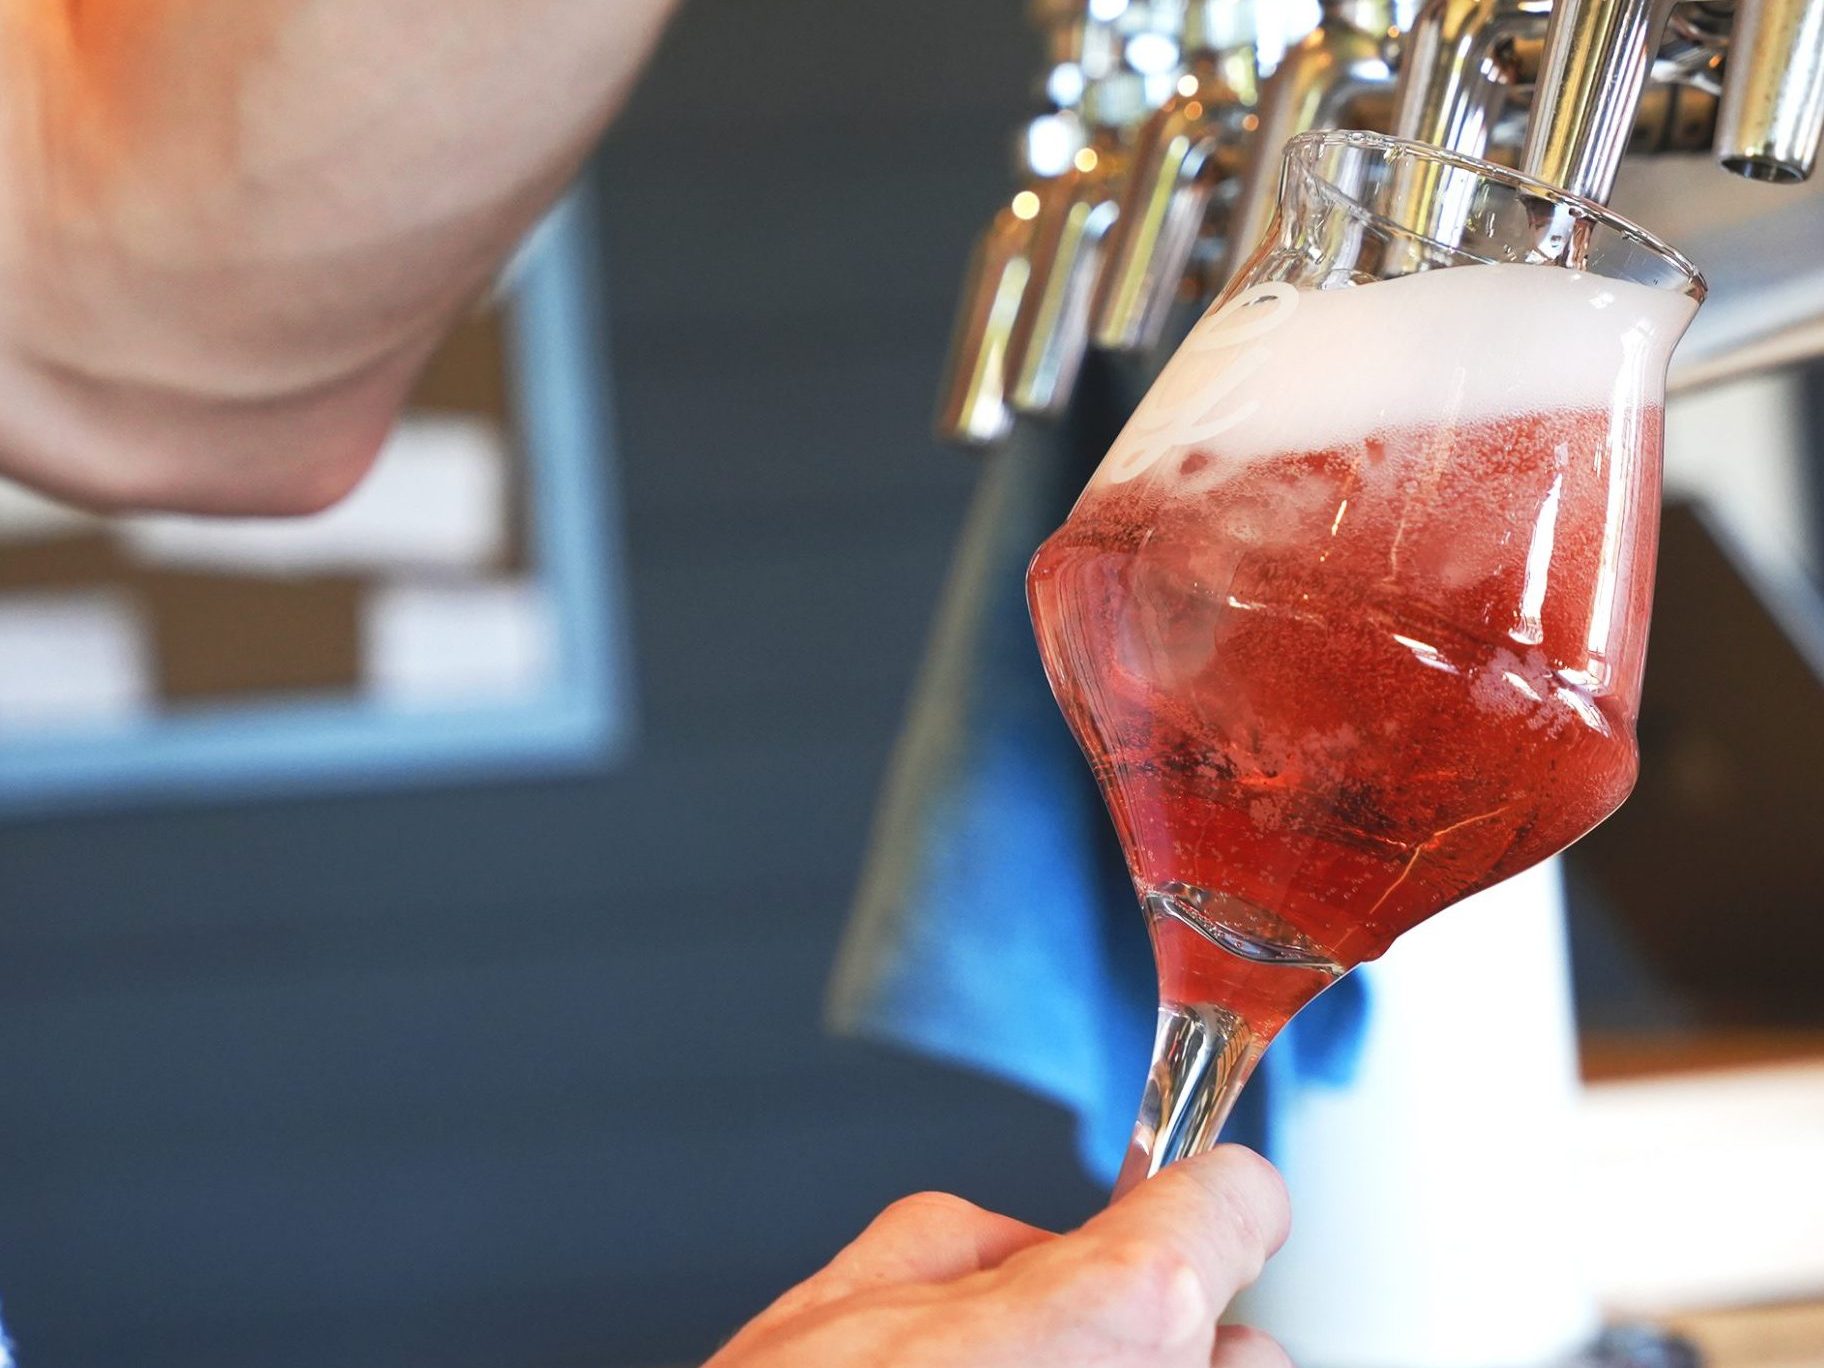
(982, 1147, 1289, 1361)
(1083, 1145, 1290, 1307)
(732, 1191, 1052, 1339)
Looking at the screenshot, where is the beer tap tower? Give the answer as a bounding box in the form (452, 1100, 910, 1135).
(943, 0, 1818, 446)
(938, 1, 1824, 1363)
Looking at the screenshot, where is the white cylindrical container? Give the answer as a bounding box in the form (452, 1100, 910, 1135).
(1235, 858, 1598, 1368)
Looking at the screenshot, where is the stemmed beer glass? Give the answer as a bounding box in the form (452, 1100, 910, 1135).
(1028, 130, 1704, 1192)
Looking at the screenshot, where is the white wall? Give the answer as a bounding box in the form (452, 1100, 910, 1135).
(1665, 370, 1817, 584)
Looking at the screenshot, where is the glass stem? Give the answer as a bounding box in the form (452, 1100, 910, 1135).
(1112, 1000, 1267, 1198)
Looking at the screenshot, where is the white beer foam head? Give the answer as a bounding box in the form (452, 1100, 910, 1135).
(1096, 262, 1698, 491)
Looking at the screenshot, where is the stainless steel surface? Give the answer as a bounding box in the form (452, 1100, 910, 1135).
(1388, 0, 1543, 257)
(1520, 0, 1674, 199)
(1657, 0, 1730, 94)
(1004, 130, 1129, 412)
(1185, 0, 1266, 103)
(1087, 78, 1234, 351)
(1091, 3, 1260, 351)
(1715, 0, 1824, 181)
(1001, 1, 1180, 416)
(934, 198, 1040, 444)
(1221, 0, 1399, 278)
(939, 0, 1824, 443)
(932, 106, 1088, 446)
(1394, 0, 1549, 156)
(934, 0, 1108, 445)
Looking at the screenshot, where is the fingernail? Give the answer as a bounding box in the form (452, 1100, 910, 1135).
(1159, 1265, 1210, 1345)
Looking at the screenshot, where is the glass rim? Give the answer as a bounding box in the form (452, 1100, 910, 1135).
(1282, 129, 1708, 303)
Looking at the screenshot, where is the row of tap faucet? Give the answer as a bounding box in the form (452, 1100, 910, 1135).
(938, 0, 1824, 446)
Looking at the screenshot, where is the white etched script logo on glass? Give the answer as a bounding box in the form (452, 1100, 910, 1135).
(1100, 282, 1301, 488)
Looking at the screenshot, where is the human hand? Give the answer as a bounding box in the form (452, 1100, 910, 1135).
(708, 1145, 1291, 1367)
(0, 0, 679, 513)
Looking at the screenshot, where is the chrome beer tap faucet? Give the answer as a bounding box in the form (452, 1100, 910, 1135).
(1001, 69, 1146, 415)
(937, 0, 1177, 439)
(1218, 0, 1401, 281)
(1393, 0, 1549, 156)
(1715, 0, 1824, 181)
(935, 0, 1103, 445)
(1002, 2, 1171, 417)
(933, 124, 1075, 446)
(1386, 0, 1718, 252)
(1091, 0, 1263, 351)
(1390, 0, 1722, 165)
(939, 0, 1824, 443)
(1519, 0, 1676, 199)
